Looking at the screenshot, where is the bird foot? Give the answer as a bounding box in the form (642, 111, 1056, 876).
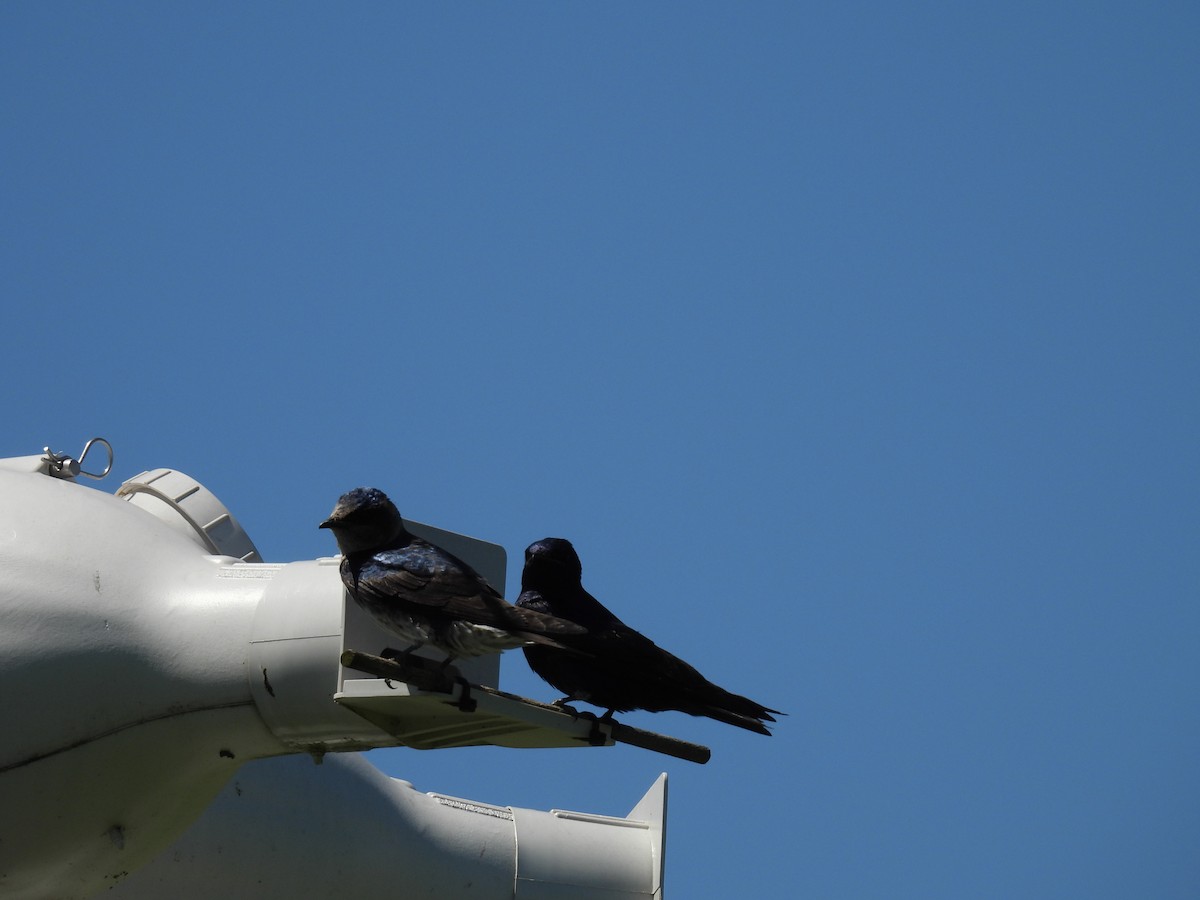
(380, 645, 414, 664)
(438, 657, 465, 682)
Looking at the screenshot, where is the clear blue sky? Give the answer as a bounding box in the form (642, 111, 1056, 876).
(4, 4, 1198, 897)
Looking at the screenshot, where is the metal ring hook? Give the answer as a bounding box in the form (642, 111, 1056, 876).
(76, 437, 114, 479)
(44, 437, 115, 480)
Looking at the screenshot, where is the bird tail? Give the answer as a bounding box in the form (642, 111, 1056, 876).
(701, 705, 776, 736)
(709, 686, 783, 725)
(487, 595, 592, 654)
(515, 630, 593, 656)
(681, 683, 783, 735)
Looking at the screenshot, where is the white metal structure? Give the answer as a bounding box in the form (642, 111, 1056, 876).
(108, 753, 666, 899)
(0, 443, 666, 898)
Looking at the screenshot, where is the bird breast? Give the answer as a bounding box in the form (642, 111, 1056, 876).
(354, 595, 437, 648)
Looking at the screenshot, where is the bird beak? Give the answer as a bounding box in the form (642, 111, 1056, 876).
(318, 517, 334, 530)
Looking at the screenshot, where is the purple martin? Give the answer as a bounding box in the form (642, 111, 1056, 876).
(320, 488, 585, 662)
(517, 538, 782, 735)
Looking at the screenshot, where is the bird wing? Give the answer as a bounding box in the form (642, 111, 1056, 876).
(353, 541, 585, 638)
(588, 621, 781, 724)
(519, 585, 779, 730)
(353, 540, 502, 611)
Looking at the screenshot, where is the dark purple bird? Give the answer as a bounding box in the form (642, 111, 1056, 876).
(516, 538, 782, 735)
(320, 488, 585, 662)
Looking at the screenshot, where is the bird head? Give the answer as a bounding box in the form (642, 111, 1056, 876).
(319, 487, 406, 555)
(522, 537, 583, 587)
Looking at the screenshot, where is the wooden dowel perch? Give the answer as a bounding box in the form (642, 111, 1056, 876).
(340, 649, 711, 765)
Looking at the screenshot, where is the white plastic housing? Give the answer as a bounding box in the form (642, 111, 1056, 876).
(0, 469, 287, 897)
(107, 753, 666, 899)
(0, 462, 668, 899)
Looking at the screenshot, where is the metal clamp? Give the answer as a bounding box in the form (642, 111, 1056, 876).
(43, 437, 114, 481)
